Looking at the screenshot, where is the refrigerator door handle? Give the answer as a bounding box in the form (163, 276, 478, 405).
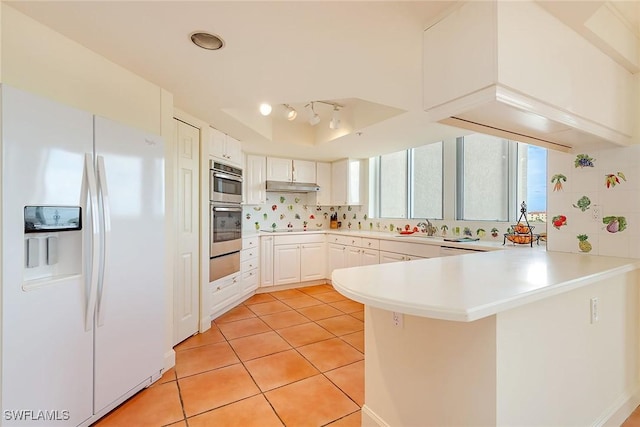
(96, 155, 111, 327)
(83, 153, 100, 332)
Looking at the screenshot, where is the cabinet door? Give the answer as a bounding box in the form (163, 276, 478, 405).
(331, 159, 348, 205)
(293, 159, 316, 183)
(260, 236, 274, 287)
(245, 155, 266, 204)
(225, 135, 242, 167)
(327, 243, 347, 277)
(300, 243, 326, 281)
(266, 157, 293, 181)
(209, 127, 227, 161)
(361, 249, 379, 266)
(379, 251, 406, 264)
(274, 244, 301, 285)
(314, 162, 331, 205)
(347, 246, 362, 268)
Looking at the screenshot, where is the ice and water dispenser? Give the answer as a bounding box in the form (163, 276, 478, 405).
(23, 206, 83, 284)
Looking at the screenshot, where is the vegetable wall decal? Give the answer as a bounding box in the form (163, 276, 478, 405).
(550, 174, 567, 191)
(551, 215, 567, 229)
(573, 196, 591, 211)
(574, 154, 595, 168)
(602, 216, 627, 233)
(441, 225, 448, 236)
(605, 172, 626, 188)
(477, 228, 486, 237)
(577, 234, 592, 252)
(490, 227, 499, 238)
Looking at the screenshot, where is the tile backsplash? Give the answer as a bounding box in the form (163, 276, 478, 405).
(243, 192, 543, 245)
(546, 145, 640, 258)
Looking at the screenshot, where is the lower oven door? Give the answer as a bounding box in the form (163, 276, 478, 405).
(210, 251, 241, 282)
(210, 203, 242, 257)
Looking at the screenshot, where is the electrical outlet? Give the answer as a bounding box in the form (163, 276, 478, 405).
(392, 311, 404, 328)
(590, 297, 599, 323)
(592, 205, 601, 222)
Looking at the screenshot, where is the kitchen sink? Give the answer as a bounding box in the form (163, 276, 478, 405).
(394, 234, 442, 240)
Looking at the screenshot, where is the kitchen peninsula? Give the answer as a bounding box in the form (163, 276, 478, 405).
(332, 250, 640, 426)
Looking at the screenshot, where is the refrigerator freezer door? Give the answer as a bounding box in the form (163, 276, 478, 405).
(92, 116, 165, 414)
(2, 85, 94, 426)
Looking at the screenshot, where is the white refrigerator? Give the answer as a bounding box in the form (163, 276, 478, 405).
(1, 85, 165, 426)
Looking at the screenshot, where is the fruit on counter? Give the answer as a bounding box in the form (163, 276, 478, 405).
(602, 216, 627, 233)
(577, 234, 592, 253)
(551, 215, 567, 229)
(513, 223, 530, 234)
(506, 234, 533, 244)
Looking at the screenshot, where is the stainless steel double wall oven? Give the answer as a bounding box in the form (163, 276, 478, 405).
(209, 160, 242, 282)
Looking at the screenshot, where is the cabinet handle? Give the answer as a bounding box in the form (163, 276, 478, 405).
(368, 242, 372, 246)
(216, 286, 221, 291)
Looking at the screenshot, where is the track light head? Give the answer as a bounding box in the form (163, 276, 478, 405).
(308, 102, 320, 126)
(329, 106, 341, 130)
(284, 104, 297, 121)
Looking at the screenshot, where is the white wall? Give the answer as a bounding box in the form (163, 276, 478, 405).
(1, 4, 177, 370)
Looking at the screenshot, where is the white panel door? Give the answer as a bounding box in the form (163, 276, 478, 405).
(361, 249, 380, 266)
(1, 85, 94, 426)
(327, 243, 347, 278)
(347, 246, 362, 268)
(273, 244, 301, 285)
(300, 243, 325, 281)
(93, 116, 165, 413)
(245, 155, 266, 204)
(266, 157, 293, 181)
(174, 119, 200, 345)
(260, 236, 274, 286)
(293, 159, 316, 183)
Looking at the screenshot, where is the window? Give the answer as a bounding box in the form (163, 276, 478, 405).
(456, 134, 547, 222)
(371, 141, 443, 219)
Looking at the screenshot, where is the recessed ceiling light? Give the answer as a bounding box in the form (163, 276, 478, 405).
(259, 103, 272, 116)
(190, 32, 225, 50)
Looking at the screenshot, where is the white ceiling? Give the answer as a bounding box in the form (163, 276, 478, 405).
(6, 1, 639, 162)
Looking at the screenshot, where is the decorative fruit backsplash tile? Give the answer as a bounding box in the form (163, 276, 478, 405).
(604, 172, 626, 188)
(574, 154, 595, 168)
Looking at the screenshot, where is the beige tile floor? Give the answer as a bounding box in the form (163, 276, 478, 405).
(93, 283, 640, 427)
(94, 285, 364, 427)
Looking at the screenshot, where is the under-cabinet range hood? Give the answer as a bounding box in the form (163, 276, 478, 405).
(423, 1, 636, 151)
(266, 180, 320, 193)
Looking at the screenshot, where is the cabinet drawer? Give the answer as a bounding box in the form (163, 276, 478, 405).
(328, 234, 361, 247)
(211, 274, 240, 311)
(241, 247, 258, 262)
(243, 236, 259, 249)
(241, 259, 259, 274)
(378, 240, 440, 258)
(274, 233, 324, 245)
(361, 238, 379, 250)
(242, 270, 259, 293)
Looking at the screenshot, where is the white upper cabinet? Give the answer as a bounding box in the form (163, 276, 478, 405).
(266, 157, 317, 183)
(312, 162, 331, 206)
(245, 154, 266, 205)
(331, 159, 361, 205)
(209, 127, 242, 167)
(423, 0, 637, 150)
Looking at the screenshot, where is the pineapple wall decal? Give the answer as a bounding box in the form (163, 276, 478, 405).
(577, 234, 592, 253)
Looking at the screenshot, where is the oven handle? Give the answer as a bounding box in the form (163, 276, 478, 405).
(212, 206, 243, 212)
(213, 172, 243, 182)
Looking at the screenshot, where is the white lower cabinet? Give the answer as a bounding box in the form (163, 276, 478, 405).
(361, 248, 380, 265)
(241, 236, 259, 294)
(301, 243, 326, 281)
(274, 244, 302, 285)
(327, 243, 347, 275)
(210, 272, 241, 315)
(260, 236, 274, 287)
(379, 251, 425, 264)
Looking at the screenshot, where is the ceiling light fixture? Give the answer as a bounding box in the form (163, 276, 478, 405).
(190, 32, 225, 50)
(259, 103, 272, 116)
(329, 106, 341, 130)
(284, 104, 297, 121)
(308, 102, 320, 126)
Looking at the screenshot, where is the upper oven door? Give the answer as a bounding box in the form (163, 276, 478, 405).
(210, 167, 243, 204)
(210, 203, 242, 257)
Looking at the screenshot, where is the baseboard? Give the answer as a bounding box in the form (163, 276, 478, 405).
(199, 315, 212, 332)
(163, 349, 176, 371)
(597, 386, 640, 427)
(256, 279, 329, 294)
(361, 405, 390, 427)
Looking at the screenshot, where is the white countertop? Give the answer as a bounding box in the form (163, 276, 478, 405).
(247, 229, 537, 252)
(331, 250, 639, 322)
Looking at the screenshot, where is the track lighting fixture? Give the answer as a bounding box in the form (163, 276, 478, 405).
(283, 104, 297, 121)
(329, 106, 341, 130)
(259, 103, 272, 116)
(308, 102, 320, 126)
